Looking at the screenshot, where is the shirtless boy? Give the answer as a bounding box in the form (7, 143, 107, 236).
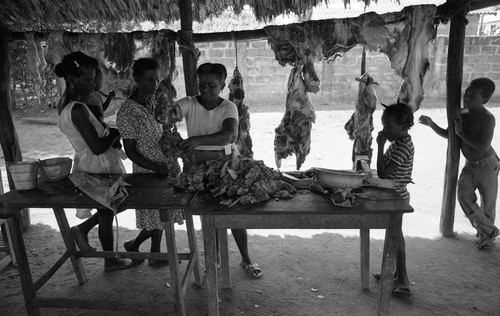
(419, 77, 499, 249)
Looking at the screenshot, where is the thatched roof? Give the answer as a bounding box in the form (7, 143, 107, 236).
(0, 0, 331, 33)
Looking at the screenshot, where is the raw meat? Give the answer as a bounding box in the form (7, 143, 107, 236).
(344, 72, 377, 170)
(155, 77, 183, 180)
(264, 5, 437, 111)
(274, 63, 316, 170)
(228, 67, 254, 158)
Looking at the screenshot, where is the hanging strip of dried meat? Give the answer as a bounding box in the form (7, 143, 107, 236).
(228, 67, 253, 158)
(264, 5, 437, 111)
(344, 73, 378, 169)
(274, 64, 316, 170)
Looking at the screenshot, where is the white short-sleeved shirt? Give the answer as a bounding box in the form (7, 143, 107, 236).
(177, 96, 238, 138)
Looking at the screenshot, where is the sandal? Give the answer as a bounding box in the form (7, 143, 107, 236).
(240, 261, 263, 279)
(392, 287, 413, 298)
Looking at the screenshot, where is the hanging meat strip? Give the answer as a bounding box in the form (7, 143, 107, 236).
(228, 67, 253, 158)
(344, 72, 378, 170)
(155, 77, 184, 180)
(264, 5, 437, 111)
(274, 64, 316, 170)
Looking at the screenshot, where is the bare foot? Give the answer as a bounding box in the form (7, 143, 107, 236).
(104, 258, 133, 272)
(70, 226, 96, 252)
(123, 240, 144, 265)
(148, 258, 169, 267)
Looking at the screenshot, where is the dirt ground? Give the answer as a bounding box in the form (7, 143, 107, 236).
(1, 106, 500, 316)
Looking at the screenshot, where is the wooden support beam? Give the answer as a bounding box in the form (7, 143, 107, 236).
(179, 0, 198, 97)
(440, 5, 468, 237)
(0, 29, 30, 231)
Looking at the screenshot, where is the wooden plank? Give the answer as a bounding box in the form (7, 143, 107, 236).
(163, 213, 186, 316)
(213, 214, 390, 229)
(440, 3, 467, 237)
(185, 210, 202, 287)
(33, 251, 70, 292)
(0, 175, 195, 218)
(52, 208, 87, 284)
(201, 215, 219, 316)
(218, 228, 231, 289)
(31, 297, 174, 313)
(377, 214, 402, 316)
(191, 189, 412, 216)
(360, 228, 370, 290)
(7, 215, 40, 316)
(193, 29, 268, 43)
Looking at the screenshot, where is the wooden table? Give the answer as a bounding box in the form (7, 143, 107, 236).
(0, 173, 202, 316)
(189, 187, 413, 316)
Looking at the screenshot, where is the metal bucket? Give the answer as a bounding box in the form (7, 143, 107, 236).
(7, 160, 39, 190)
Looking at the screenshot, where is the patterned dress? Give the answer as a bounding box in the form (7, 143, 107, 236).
(116, 99, 183, 230)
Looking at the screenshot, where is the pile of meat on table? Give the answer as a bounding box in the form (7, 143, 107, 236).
(177, 155, 297, 206)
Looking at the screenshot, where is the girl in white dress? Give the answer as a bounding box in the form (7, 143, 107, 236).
(56, 51, 130, 272)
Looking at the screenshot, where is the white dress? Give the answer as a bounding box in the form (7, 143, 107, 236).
(58, 101, 125, 218)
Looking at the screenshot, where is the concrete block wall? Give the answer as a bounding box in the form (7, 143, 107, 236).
(173, 35, 500, 110)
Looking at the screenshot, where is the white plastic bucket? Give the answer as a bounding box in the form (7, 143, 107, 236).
(7, 160, 39, 190)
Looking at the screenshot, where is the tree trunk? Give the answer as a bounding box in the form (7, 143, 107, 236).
(0, 29, 30, 231)
(179, 0, 198, 97)
(440, 5, 468, 237)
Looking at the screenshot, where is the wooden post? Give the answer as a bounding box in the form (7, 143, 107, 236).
(0, 28, 30, 231)
(179, 0, 198, 97)
(440, 5, 468, 237)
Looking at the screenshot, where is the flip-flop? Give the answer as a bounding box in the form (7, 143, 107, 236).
(392, 287, 413, 298)
(240, 262, 263, 279)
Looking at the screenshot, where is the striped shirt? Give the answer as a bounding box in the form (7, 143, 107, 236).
(384, 135, 414, 199)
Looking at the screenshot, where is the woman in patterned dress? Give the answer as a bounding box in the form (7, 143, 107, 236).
(116, 58, 183, 266)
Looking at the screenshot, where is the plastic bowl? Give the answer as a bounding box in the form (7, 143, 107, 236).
(39, 157, 73, 182)
(314, 168, 365, 189)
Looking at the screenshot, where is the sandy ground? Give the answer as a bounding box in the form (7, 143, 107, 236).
(1, 106, 500, 315)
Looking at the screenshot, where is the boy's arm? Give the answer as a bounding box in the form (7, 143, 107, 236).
(180, 117, 238, 152)
(455, 114, 495, 152)
(376, 132, 399, 179)
(419, 115, 448, 138)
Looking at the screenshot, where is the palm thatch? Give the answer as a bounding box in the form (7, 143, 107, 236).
(0, 0, 339, 32)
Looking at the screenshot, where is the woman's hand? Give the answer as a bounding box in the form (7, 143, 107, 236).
(418, 115, 433, 126)
(376, 131, 387, 146)
(155, 164, 170, 176)
(180, 136, 201, 153)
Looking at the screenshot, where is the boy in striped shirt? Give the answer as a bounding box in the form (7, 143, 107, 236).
(375, 102, 415, 297)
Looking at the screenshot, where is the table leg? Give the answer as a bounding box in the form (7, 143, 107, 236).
(52, 208, 87, 284)
(218, 228, 231, 289)
(185, 211, 202, 287)
(360, 228, 370, 290)
(377, 214, 402, 316)
(201, 215, 219, 316)
(163, 211, 186, 316)
(7, 215, 40, 316)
